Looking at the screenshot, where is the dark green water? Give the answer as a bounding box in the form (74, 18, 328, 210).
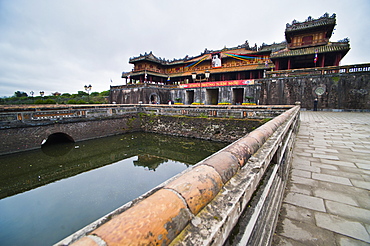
(0, 132, 227, 246)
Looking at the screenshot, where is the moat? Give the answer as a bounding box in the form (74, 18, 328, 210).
(0, 132, 227, 246)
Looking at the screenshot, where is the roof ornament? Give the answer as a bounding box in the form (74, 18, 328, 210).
(338, 37, 350, 43)
(245, 40, 250, 49)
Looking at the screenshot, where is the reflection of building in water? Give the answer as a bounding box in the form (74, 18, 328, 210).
(133, 154, 167, 171)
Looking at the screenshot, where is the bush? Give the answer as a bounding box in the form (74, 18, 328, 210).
(67, 99, 77, 104)
(34, 99, 56, 104)
(76, 99, 87, 104)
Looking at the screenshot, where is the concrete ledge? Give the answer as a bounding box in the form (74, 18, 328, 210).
(56, 105, 300, 246)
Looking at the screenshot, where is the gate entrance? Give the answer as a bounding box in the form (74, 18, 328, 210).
(186, 90, 194, 104)
(149, 93, 160, 104)
(232, 88, 244, 105)
(206, 89, 219, 105)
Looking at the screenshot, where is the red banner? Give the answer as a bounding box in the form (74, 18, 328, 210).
(180, 80, 255, 88)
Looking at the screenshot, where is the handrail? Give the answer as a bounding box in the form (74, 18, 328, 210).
(266, 63, 370, 77)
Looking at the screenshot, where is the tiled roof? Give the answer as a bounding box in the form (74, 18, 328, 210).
(129, 43, 273, 66)
(270, 42, 350, 59)
(285, 13, 336, 33)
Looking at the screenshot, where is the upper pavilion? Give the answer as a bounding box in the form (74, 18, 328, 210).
(270, 13, 350, 70)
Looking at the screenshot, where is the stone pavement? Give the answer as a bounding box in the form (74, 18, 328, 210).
(272, 111, 370, 246)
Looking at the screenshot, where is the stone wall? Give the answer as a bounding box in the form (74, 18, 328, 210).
(0, 105, 290, 154)
(110, 70, 370, 110)
(259, 73, 370, 110)
(0, 115, 140, 154)
(110, 85, 172, 104)
(140, 115, 265, 143)
(110, 84, 261, 105)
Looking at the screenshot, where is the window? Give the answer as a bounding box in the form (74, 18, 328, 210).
(302, 35, 313, 45)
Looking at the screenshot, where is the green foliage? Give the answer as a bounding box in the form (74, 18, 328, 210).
(100, 90, 110, 96)
(332, 76, 340, 82)
(67, 99, 77, 104)
(34, 99, 57, 104)
(14, 91, 28, 97)
(1, 90, 109, 105)
(76, 99, 87, 104)
(262, 118, 272, 123)
(77, 91, 88, 96)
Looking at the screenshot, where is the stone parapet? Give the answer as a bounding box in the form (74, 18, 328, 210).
(0, 105, 293, 154)
(57, 105, 300, 245)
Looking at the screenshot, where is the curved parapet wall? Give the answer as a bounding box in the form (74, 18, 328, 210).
(57, 105, 300, 246)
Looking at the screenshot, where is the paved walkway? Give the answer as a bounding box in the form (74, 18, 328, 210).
(273, 111, 370, 246)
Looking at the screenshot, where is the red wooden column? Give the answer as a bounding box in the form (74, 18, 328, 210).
(334, 54, 342, 66)
(275, 60, 279, 70)
(320, 54, 325, 67)
(287, 58, 291, 69)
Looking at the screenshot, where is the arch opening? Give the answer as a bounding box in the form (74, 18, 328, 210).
(43, 132, 75, 145)
(41, 133, 75, 156)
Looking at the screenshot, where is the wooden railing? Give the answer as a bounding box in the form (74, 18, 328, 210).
(266, 63, 370, 77)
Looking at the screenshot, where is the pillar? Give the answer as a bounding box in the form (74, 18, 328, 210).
(320, 54, 325, 67)
(275, 60, 279, 71)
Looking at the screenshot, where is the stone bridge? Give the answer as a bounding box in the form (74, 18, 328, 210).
(0, 104, 292, 155)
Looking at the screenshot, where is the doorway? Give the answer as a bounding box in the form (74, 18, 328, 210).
(149, 93, 160, 104)
(206, 89, 219, 105)
(186, 90, 194, 105)
(232, 88, 244, 105)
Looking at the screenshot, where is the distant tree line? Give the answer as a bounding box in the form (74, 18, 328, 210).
(0, 90, 110, 105)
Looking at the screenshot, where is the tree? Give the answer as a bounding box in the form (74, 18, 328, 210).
(100, 90, 110, 96)
(77, 91, 88, 96)
(14, 91, 28, 97)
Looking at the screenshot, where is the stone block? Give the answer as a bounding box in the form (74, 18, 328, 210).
(325, 200, 370, 224)
(277, 217, 336, 245)
(313, 188, 358, 206)
(280, 203, 315, 224)
(315, 212, 370, 243)
(291, 169, 311, 178)
(351, 179, 370, 190)
(284, 192, 325, 212)
(312, 173, 352, 186)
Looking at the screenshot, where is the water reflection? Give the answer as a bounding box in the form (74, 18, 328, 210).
(0, 132, 226, 200)
(41, 142, 75, 157)
(0, 132, 227, 246)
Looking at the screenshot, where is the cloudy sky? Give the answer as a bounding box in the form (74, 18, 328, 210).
(0, 0, 369, 97)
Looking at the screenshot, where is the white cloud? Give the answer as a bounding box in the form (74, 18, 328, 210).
(0, 0, 369, 97)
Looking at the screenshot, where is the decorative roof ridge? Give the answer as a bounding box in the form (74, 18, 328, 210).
(286, 13, 336, 32)
(129, 40, 278, 65)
